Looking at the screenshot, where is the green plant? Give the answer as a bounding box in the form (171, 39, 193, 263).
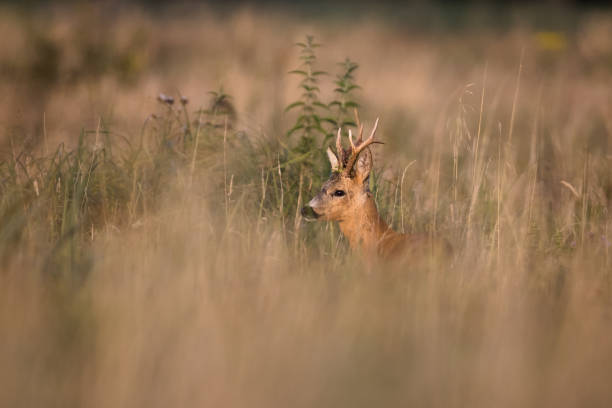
(286, 36, 328, 143)
(328, 58, 361, 133)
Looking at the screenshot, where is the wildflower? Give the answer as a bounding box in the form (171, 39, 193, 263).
(535, 31, 567, 52)
(158, 93, 175, 105)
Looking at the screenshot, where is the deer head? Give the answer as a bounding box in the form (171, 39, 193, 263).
(301, 118, 380, 222)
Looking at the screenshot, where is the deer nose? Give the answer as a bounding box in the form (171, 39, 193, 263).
(301, 205, 319, 220)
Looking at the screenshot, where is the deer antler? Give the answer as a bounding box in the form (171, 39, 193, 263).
(342, 117, 380, 176)
(336, 127, 345, 165)
(354, 108, 364, 144)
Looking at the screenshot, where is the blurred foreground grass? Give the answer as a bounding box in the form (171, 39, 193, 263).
(1, 4, 612, 408)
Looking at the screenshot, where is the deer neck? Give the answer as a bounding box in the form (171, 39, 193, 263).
(337, 193, 392, 254)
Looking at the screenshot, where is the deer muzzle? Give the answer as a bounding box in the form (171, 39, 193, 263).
(300, 205, 320, 221)
(301, 197, 322, 221)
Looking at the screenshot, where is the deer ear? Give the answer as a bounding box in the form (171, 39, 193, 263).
(355, 147, 372, 184)
(326, 147, 340, 172)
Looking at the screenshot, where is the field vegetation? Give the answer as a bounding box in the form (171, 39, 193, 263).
(1, 3, 611, 407)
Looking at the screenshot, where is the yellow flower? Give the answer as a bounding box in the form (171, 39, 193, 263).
(535, 31, 567, 51)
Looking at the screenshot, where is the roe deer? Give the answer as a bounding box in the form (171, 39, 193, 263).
(301, 118, 449, 259)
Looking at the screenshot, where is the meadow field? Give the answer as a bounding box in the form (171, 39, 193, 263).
(1, 3, 611, 407)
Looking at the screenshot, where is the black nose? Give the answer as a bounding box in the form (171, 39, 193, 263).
(301, 206, 319, 220)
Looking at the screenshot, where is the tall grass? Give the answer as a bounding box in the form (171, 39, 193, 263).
(1, 5, 612, 408)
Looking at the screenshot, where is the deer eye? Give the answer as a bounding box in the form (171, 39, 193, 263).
(333, 190, 346, 197)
